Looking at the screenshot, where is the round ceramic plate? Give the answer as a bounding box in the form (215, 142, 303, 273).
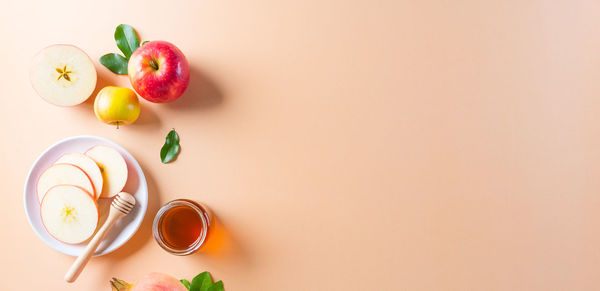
(24, 135, 148, 256)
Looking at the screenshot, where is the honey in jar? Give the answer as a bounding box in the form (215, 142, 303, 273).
(152, 199, 212, 255)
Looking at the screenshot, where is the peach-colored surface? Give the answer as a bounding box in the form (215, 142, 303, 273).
(2, 0, 600, 290)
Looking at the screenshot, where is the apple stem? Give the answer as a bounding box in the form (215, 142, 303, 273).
(116, 121, 120, 129)
(149, 59, 159, 70)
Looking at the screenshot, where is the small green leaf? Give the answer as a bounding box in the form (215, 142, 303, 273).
(160, 129, 181, 163)
(180, 279, 191, 290)
(190, 272, 213, 291)
(114, 24, 140, 58)
(142, 40, 149, 45)
(207, 281, 224, 291)
(99, 53, 128, 74)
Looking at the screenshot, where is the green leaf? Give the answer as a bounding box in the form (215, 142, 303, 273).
(207, 281, 224, 291)
(99, 53, 128, 74)
(180, 279, 191, 290)
(190, 272, 213, 291)
(114, 24, 140, 59)
(160, 129, 181, 163)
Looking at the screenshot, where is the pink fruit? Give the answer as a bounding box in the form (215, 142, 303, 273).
(127, 41, 190, 103)
(111, 272, 188, 291)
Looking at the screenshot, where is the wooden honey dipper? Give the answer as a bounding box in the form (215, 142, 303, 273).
(64, 192, 136, 283)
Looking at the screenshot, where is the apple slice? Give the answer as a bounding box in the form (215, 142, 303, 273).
(30, 45, 97, 106)
(85, 145, 128, 198)
(37, 163, 95, 204)
(55, 153, 103, 200)
(40, 185, 98, 244)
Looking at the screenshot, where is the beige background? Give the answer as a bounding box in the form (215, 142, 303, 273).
(1, 0, 600, 290)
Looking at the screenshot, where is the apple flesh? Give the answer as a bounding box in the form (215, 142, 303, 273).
(37, 163, 95, 203)
(85, 145, 128, 198)
(128, 41, 189, 103)
(30, 45, 97, 106)
(40, 185, 98, 244)
(55, 153, 103, 200)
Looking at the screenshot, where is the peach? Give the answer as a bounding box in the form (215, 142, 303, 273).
(111, 272, 188, 291)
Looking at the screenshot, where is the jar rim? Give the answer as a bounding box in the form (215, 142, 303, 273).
(152, 199, 210, 255)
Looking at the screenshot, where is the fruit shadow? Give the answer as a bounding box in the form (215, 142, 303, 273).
(192, 214, 253, 268)
(71, 67, 116, 117)
(165, 65, 224, 111)
(75, 65, 162, 129)
(131, 102, 162, 129)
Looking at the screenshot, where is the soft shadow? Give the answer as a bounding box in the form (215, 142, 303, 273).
(72, 68, 115, 117)
(166, 66, 224, 110)
(95, 198, 112, 234)
(90, 67, 121, 101)
(131, 103, 162, 128)
(73, 65, 128, 118)
(76, 66, 162, 129)
(193, 214, 252, 268)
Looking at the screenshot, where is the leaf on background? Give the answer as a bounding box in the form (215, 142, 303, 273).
(114, 24, 140, 58)
(160, 129, 181, 163)
(190, 272, 213, 291)
(207, 281, 224, 291)
(181, 279, 191, 290)
(99, 53, 128, 74)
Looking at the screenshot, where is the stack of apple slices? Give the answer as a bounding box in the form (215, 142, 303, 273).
(38, 145, 128, 244)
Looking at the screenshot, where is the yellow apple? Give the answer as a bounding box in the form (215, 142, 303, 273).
(94, 86, 140, 128)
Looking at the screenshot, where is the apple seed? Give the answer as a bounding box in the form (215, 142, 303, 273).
(56, 65, 73, 82)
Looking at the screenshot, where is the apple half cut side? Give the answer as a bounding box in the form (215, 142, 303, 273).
(55, 153, 103, 200)
(30, 44, 97, 106)
(40, 185, 99, 244)
(85, 145, 128, 198)
(37, 163, 95, 204)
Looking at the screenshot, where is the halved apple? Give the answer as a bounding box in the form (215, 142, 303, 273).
(37, 163, 95, 204)
(30, 45, 97, 106)
(85, 145, 128, 198)
(55, 153, 103, 200)
(40, 185, 98, 244)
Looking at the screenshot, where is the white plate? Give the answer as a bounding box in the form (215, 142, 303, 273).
(24, 135, 148, 256)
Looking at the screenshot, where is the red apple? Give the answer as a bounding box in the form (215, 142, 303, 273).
(128, 41, 190, 103)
